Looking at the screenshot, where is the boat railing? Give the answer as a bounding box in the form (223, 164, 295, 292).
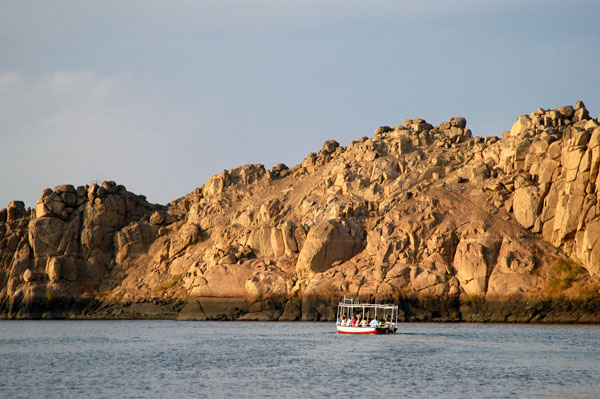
(336, 296, 399, 328)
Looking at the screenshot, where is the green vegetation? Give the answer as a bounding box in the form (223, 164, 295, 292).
(463, 294, 485, 307)
(111, 291, 125, 302)
(547, 258, 584, 292)
(154, 274, 184, 294)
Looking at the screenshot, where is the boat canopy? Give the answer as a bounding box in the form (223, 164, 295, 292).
(336, 296, 399, 325)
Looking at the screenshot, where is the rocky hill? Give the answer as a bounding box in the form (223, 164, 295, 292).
(2, 102, 600, 322)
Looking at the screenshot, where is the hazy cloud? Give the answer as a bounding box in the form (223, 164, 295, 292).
(1, 1, 599, 208)
(0, 70, 197, 206)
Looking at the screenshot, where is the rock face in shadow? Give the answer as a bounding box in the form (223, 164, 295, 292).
(2, 103, 600, 322)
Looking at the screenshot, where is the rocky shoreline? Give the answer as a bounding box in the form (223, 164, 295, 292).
(3, 295, 600, 324)
(2, 103, 600, 322)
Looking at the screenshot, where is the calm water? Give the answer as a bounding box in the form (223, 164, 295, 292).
(0, 321, 599, 399)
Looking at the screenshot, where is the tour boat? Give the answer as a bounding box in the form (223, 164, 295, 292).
(336, 296, 399, 334)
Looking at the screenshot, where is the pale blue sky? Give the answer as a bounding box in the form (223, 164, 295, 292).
(1, 0, 599, 208)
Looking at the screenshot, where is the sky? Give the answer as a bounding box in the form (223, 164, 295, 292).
(1, 0, 599, 208)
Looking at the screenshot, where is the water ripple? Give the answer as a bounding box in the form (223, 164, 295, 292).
(0, 321, 599, 398)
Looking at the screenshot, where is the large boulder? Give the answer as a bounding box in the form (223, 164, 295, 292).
(453, 235, 501, 295)
(45, 256, 80, 282)
(6, 201, 26, 221)
(296, 219, 365, 278)
(513, 186, 541, 229)
(28, 217, 66, 258)
(35, 191, 66, 219)
(574, 219, 600, 277)
(169, 223, 200, 257)
(245, 225, 286, 258)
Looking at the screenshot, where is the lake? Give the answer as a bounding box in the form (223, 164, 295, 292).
(1, 321, 599, 398)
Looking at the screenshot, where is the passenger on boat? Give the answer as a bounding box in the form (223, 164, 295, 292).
(350, 316, 357, 327)
(338, 315, 347, 326)
(356, 313, 362, 325)
(369, 318, 379, 327)
(360, 318, 368, 327)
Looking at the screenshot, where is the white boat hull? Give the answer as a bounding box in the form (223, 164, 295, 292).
(336, 325, 395, 334)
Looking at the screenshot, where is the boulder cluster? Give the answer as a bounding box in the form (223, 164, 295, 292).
(1, 103, 599, 321)
(0, 181, 161, 317)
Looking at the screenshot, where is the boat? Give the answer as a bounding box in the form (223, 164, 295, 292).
(336, 296, 399, 334)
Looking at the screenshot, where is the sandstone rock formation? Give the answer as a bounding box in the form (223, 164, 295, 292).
(2, 103, 600, 322)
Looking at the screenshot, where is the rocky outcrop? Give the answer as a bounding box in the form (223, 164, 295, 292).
(2, 103, 600, 322)
(0, 182, 162, 318)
